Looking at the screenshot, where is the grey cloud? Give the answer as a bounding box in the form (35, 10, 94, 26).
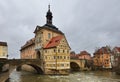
(0, 0, 120, 58)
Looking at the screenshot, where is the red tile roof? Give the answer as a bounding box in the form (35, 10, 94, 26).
(0, 41, 7, 46)
(94, 47, 111, 55)
(78, 51, 91, 56)
(114, 47, 120, 52)
(20, 38, 35, 51)
(44, 35, 63, 49)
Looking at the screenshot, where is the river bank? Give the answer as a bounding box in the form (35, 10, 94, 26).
(0, 72, 9, 82)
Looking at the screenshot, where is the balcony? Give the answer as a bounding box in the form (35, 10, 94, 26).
(35, 46, 42, 51)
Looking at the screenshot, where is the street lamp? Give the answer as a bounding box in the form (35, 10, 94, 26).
(7, 54, 9, 59)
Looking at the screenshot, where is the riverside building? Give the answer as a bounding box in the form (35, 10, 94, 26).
(0, 41, 8, 59)
(20, 5, 71, 74)
(93, 46, 112, 69)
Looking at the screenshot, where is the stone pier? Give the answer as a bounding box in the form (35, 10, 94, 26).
(0, 72, 9, 82)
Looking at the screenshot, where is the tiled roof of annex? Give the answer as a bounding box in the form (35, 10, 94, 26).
(20, 38, 35, 51)
(44, 35, 63, 49)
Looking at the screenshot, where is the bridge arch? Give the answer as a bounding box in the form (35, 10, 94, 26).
(16, 64, 44, 74)
(70, 62, 80, 71)
(1, 63, 9, 72)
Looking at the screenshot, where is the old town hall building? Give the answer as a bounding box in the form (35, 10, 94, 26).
(20, 5, 71, 74)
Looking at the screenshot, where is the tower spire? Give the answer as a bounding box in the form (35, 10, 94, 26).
(48, 4, 50, 11)
(46, 4, 53, 25)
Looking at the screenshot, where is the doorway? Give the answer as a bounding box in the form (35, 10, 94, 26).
(37, 51, 41, 59)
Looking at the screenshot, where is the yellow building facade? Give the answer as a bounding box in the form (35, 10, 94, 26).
(0, 42, 8, 59)
(43, 35, 70, 74)
(20, 5, 71, 74)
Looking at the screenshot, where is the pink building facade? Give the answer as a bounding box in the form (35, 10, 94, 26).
(77, 51, 91, 60)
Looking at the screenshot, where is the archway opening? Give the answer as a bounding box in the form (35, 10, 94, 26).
(70, 62, 80, 71)
(28, 64, 44, 74)
(37, 51, 41, 59)
(0, 63, 9, 72)
(16, 64, 44, 74)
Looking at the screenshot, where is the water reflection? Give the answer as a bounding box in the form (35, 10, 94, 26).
(9, 70, 120, 82)
(9, 69, 21, 82)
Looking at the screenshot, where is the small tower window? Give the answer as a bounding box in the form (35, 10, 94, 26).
(48, 33, 51, 39)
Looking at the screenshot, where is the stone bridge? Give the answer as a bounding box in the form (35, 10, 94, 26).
(0, 59, 91, 74)
(0, 59, 44, 74)
(70, 59, 86, 71)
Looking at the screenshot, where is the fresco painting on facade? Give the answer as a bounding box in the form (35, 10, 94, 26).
(20, 38, 35, 59)
(20, 5, 71, 75)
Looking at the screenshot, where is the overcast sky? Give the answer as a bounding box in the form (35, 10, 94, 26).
(0, 0, 120, 58)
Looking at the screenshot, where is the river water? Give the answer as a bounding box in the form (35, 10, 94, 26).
(9, 70, 120, 82)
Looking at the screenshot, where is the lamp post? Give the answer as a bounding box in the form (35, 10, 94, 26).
(7, 54, 9, 59)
